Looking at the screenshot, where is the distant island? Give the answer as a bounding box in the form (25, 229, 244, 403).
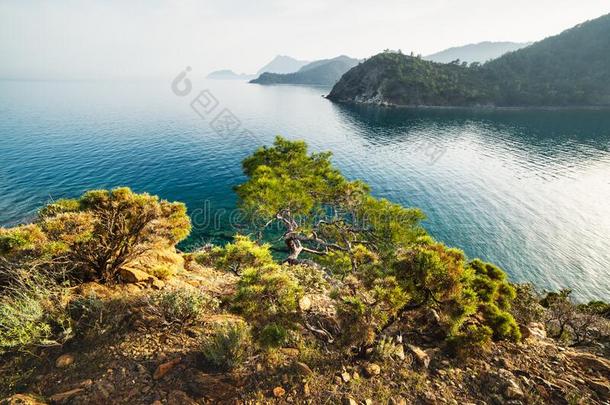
(250, 55, 360, 86)
(206, 70, 256, 80)
(425, 41, 532, 64)
(328, 13, 610, 107)
(207, 55, 309, 81)
(256, 55, 309, 75)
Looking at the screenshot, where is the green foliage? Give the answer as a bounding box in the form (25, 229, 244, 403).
(147, 264, 175, 280)
(0, 273, 69, 353)
(284, 264, 329, 294)
(510, 283, 545, 325)
(235, 137, 425, 266)
(151, 289, 218, 324)
(445, 324, 493, 356)
(0, 225, 49, 261)
(330, 15, 610, 107)
(479, 303, 521, 341)
(201, 321, 252, 371)
(259, 322, 289, 347)
(335, 276, 409, 348)
(231, 264, 302, 346)
(2, 187, 192, 282)
(68, 293, 132, 339)
(210, 234, 274, 275)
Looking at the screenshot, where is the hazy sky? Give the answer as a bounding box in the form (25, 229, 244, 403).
(1, 0, 608, 80)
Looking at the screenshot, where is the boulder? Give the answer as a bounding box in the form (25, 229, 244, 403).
(520, 322, 547, 340)
(119, 267, 156, 284)
(566, 351, 610, 374)
(186, 370, 238, 401)
(407, 344, 430, 368)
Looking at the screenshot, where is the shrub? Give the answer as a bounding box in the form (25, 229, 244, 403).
(479, 303, 521, 341)
(510, 283, 545, 325)
(68, 293, 132, 339)
(151, 289, 218, 324)
(335, 276, 409, 348)
(201, 321, 252, 371)
(445, 324, 493, 356)
(259, 322, 289, 347)
(231, 264, 302, 347)
(210, 235, 274, 275)
(0, 273, 69, 353)
(543, 290, 610, 345)
(36, 187, 191, 282)
(284, 264, 329, 293)
(148, 264, 175, 280)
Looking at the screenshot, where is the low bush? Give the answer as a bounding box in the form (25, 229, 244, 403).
(207, 235, 274, 275)
(543, 289, 610, 346)
(0, 272, 70, 353)
(231, 264, 302, 347)
(201, 321, 252, 371)
(147, 264, 175, 280)
(510, 283, 545, 325)
(151, 289, 218, 324)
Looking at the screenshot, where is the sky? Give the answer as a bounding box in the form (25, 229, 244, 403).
(0, 0, 608, 80)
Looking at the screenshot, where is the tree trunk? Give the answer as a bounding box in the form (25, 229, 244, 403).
(285, 237, 303, 265)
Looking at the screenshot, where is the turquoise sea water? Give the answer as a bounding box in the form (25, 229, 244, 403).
(0, 78, 609, 301)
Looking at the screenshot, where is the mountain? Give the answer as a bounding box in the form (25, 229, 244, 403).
(425, 41, 532, 64)
(328, 13, 610, 107)
(250, 55, 360, 86)
(206, 70, 256, 80)
(256, 55, 309, 75)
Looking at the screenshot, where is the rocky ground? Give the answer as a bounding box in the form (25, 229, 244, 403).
(1, 261, 609, 405)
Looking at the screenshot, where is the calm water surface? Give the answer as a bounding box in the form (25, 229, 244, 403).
(0, 78, 609, 301)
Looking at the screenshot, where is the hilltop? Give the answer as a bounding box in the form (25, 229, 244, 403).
(425, 41, 532, 64)
(328, 14, 610, 107)
(256, 55, 309, 75)
(250, 56, 360, 86)
(1, 138, 608, 404)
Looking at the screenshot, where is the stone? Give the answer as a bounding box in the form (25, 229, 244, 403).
(520, 322, 547, 340)
(298, 296, 312, 311)
(153, 358, 181, 380)
(340, 372, 351, 383)
(566, 351, 610, 374)
(295, 362, 314, 376)
(365, 399, 373, 405)
(363, 362, 381, 377)
(186, 371, 238, 401)
(167, 390, 197, 405)
(55, 354, 75, 368)
(273, 387, 286, 397)
(49, 388, 85, 403)
(0, 394, 46, 405)
(151, 279, 165, 290)
(342, 397, 358, 405)
(407, 344, 430, 368)
(119, 267, 156, 284)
